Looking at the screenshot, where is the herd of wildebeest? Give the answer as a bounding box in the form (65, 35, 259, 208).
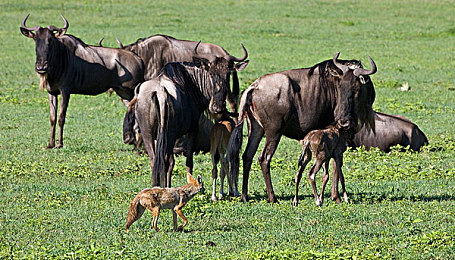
(20, 15, 429, 231)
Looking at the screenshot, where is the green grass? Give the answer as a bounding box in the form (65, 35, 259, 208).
(1, 0, 455, 258)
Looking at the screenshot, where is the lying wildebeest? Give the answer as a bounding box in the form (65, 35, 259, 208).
(348, 111, 428, 152)
(20, 14, 144, 149)
(210, 112, 239, 202)
(228, 52, 377, 203)
(121, 35, 249, 146)
(135, 54, 248, 188)
(293, 125, 350, 207)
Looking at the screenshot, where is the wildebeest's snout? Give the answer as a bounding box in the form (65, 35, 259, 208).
(35, 60, 48, 74)
(337, 118, 352, 130)
(209, 99, 226, 115)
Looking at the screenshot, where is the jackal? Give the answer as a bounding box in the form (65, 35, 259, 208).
(125, 173, 205, 232)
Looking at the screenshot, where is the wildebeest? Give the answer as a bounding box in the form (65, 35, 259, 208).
(121, 35, 249, 146)
(293, 125, 349, 207)
(228, 52, 377, 203)
(20, 14, 145, 149)
(209, 112, 239, 202)
(135, 55, 248, 188)
(348, 111, 428, 152)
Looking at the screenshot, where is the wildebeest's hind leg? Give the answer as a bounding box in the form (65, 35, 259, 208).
(45, 93, 58, 149)
(293, 145, 311, 207)
(56, 90, 70, 148)
(307, 159, 324, 206)
(241, 118, 265, 202)
(258, 133, 282, 203)
(211, 149, 220, 202)
(319, 160, 331, 205)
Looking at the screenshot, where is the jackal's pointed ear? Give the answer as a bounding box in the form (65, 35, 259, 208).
(197, 175, 203, 185)
(187, 172, 196, 183)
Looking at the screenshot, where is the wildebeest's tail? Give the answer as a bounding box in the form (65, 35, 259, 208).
(125, 190, 146, 233)
(123, 97, 138, 145)
(152, 90, 169, 187)
(226, 86, 254, 188)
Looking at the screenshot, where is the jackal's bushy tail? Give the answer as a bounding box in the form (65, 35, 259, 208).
(125, 192, 145, 233)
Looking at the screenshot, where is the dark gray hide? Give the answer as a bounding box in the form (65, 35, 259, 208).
(121, 35, 249, 146)
(135, 58, 243, 188)
(349, 111, 428, 152)
(20, 14, 144, 149)
(228, 52, 377, 203)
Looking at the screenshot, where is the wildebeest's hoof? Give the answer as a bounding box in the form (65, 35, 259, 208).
(218, 193, 224, 200)
(315, 199, 322, 207)
(268, 196, 279, 203)
(211, 195, 217, 202)
(332, 196, 342, 204)
(56, 143, 63, 148)
(44, 144, 55, 150)
(241, 194, 249, 203)
(292, 198, 299, 207)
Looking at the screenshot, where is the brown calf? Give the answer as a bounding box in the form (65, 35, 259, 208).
(293, 125, 350, 206)
(210, 113, 239, 201)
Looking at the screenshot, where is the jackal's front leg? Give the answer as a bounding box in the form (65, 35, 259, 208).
(174, 206, 188, 232)
(151, 207, 160, 232)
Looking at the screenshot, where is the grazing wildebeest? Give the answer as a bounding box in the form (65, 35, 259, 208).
(20, 14, 144, 149)
(348, 111, 428, 152)
(135, 55, 248, 188)
(293, 125, 350, 207)
(209, 112, 239, 202)
(121, 35, 249, 147)
(228, 52, 377, 203)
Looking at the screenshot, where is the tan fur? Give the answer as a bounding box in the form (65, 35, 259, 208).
(210, 117, 238, 201)
(293, 125, 349, 207)
(125, 173, 204, 232)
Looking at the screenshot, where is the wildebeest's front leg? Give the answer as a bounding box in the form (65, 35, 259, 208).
(56, 90, 70, 148)
(45, 93, 58, 149)
(331, 160, 341, 203)
(258, 133, 282, 203)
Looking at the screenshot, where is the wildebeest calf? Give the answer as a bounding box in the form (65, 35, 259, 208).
(349, 111, 428, 152)
(210, 112, 239, 202)
(293, 125, 349, 207)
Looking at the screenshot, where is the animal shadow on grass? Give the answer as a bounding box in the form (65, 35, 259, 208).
(349, 192, 455, 204)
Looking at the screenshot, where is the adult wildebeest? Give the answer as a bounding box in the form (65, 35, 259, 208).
(348, 111, 428, 152)
(135, 55, 248, 188)
(121, 35, 249, 146)
(228, 52, 377, 203)
(293, 125, 349, 207)
(20, 14, 144, 149)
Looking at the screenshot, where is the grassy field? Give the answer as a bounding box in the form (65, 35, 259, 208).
(1, 0, 455, 258)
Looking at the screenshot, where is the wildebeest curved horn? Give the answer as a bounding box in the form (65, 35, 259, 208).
(60, 15, 69, 31)
(98, 37, 104, 47)
(231, 43, 248, 62)
(353, 55, 377, 76)
(21, 14, 40, 31)
(333, 52, 349, 73)
(116, 38, 124, 48)
(194, 40, 201, 54)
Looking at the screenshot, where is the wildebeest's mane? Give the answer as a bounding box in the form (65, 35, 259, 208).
(160, 62, 198, 92)
(123, 34, 180, 49)
(59, 34, 89, 48)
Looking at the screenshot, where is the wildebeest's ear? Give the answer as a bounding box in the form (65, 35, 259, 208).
(193, 57, 210, 70)
(20, 27, 35, 38)
(234, 60, 249, 71)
